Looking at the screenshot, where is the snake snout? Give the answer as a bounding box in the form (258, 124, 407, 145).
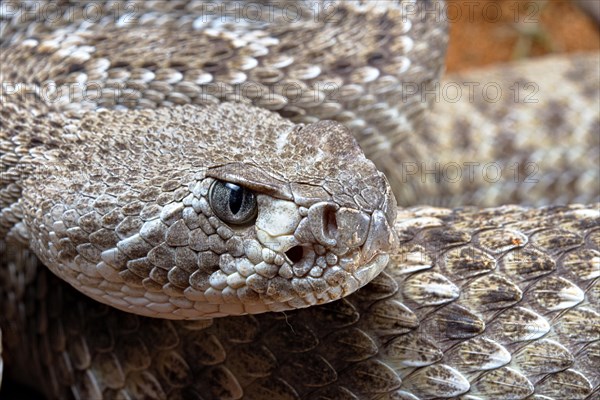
(362, 210, 396, 263)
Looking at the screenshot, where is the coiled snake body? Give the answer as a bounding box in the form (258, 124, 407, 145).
(0, 1, 599, 399)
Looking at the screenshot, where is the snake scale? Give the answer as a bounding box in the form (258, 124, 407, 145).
(1, 0, 599, 399)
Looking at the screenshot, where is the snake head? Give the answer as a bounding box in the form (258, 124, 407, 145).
(205, 119, 397, 315)
(23, 103, 396, 319)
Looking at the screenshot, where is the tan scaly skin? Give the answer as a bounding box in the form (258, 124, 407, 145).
(0, 1, 598, 399)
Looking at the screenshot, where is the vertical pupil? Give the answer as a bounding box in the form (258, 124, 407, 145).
(226, 183, 244, 215)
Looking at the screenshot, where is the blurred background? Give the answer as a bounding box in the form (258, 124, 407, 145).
(445, 0, 600, 73)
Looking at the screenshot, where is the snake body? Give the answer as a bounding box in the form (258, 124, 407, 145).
(1, 1, 599, 399)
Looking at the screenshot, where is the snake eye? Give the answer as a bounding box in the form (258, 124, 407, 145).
(209, 180, 258, 225)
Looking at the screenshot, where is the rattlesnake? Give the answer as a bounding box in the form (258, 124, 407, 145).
(1, 1, 599, 399)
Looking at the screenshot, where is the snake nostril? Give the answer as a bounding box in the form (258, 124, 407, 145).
(324, 206, 338, 240)
(285, 246, 304, 264)
(307, 202, 339, 247)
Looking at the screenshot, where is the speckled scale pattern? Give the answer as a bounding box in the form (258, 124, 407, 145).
(412, 53, 600, 208)
(2, 204, 598, 399)
(1, 0, 600, 398)
(0, 0, 446, 205)
(2, 0, 452, 319)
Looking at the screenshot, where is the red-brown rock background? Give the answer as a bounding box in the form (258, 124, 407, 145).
(446, 0, 600, 72)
